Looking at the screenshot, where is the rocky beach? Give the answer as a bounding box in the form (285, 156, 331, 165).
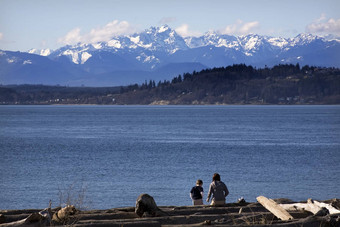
(1, 195, 339, 227)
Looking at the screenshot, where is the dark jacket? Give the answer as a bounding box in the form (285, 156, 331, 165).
(190, 186, 203, 200)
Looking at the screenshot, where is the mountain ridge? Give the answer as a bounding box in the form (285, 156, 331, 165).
(1, 25, 340, 86)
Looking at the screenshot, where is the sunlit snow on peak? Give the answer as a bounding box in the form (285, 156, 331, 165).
(107, 39, 122, 48)
(28, 48, 51, 56)
(40, 49, 51, 56)
(81, 52, 92, 64)
(28, 49, 37, 54)
(267, 37, 288, 48)
(136, 52, 160, 64)
(92, 43, 102, 49)
(217, 39, 239, 48)
(60, 49, 92, 64)
(62, 50, 79, 64)
(170, 48, 179, 54)
(158, 25, 169, 33)
(23, 60, 32, 65)
(169, 30, 175, 37)
(7, 58, 16, 63)
(291, 33, 318, 46)
(130, 36, 140, 44)
(243, 36, 261, 51)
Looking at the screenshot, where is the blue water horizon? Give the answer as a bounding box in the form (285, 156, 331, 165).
(0, 105, 339, 210)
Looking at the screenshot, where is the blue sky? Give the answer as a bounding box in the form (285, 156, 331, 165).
(0, 0, 339, 51)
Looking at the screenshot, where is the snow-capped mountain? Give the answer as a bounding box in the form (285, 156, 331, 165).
(1, 25, 339, 86)
(28, 48, 52, 56)
(49, 25, 188, 68)
(0, 50, 86, 85)
(47, 25, 339, 68)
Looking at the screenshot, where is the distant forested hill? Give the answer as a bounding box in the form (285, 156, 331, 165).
(0, 85, 120, 105)
(114, 64, 340, 105)
(1, 64, 339, 105)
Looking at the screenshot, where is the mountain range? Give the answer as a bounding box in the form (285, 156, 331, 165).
(1, 25, 340, 86)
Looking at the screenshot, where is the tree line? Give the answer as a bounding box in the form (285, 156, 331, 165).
(1, 64, 339, 105)
(115, 64, 340, 104)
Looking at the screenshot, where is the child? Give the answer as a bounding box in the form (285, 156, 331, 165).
(190, 179, 204, 205)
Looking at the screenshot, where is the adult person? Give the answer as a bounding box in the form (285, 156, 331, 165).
(206, 173, 229, 205)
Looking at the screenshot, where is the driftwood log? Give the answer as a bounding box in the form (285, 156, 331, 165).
(0, 208, 51, 227)
(135, 194, 168, 217)
(0, 215, 5, 224)
(257, 196, 294, 220)
(135, 194, 159, 217)
(52, 205, 77, 224)
(1, 197, 339, 226)
(0, 205, 78, 227)
(279, 198, 340, 215)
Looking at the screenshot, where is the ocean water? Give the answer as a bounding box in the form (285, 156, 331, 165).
(0, 105, 339, 210)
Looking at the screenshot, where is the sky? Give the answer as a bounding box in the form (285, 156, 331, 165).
(0, 0, 339, 52)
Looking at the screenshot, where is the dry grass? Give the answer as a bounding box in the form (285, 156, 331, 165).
(57, 182, 89, 210)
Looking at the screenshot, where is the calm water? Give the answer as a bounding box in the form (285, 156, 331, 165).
(0, 105, 339, 210)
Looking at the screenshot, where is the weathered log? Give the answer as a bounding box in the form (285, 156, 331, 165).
(0, 215, 5, 224)
(329, 198, 340, 210)
(1, 198, 339, 226)
(135, 194, 158, 217)
(257, 196, 294, 221)
(52, 205, 77, 223)
(0, 212, 48, 227)
(135, 194, 168, 217)
(76, 211, 139, 220)
(279, 198, 340, 215)
(73, 220, 161, 227)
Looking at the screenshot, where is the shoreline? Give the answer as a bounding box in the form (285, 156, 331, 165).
(1, 103, 340, 106)
(1, 197, 339, 226)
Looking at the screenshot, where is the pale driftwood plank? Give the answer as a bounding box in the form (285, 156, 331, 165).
(312, 199, 340, 214)
(256, 196, 293, 221)
(280, 198, 340, 215)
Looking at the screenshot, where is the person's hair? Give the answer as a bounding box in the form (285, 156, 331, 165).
(196, 179, 203, 185)
(212, 173, 221, 181)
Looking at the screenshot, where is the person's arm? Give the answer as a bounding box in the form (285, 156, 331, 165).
(206, 184, 212, 202)
(223, 183, 229, 198)
(190, 188, 194, 200)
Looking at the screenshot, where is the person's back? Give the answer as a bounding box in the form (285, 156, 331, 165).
(190, 179, 204, 205)
(209, 180, 228, 201)
(206, 173, 229, 205)
(191, 186, 203, 200)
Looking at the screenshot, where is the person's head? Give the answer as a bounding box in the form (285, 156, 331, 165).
(196, 179, 203, 186)
(212, 173, 221, 181)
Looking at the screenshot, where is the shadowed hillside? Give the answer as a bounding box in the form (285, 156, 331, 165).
(114, 64, 340, 105)
(1, 64, 339, 105)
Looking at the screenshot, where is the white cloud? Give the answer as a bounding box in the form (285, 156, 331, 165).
(316, 13, 327, 23)
(58, 20, 137, 45)
(58, 28, 82, 45)
(159, 17, 176, 25)
(175, 24, 202, 37)
(87, 20, 135, 43)
(0, 33, 3, 40)
(239, 21, 260, 34)
(306, 15, 340, 35)
(220, 20, 260, 35)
